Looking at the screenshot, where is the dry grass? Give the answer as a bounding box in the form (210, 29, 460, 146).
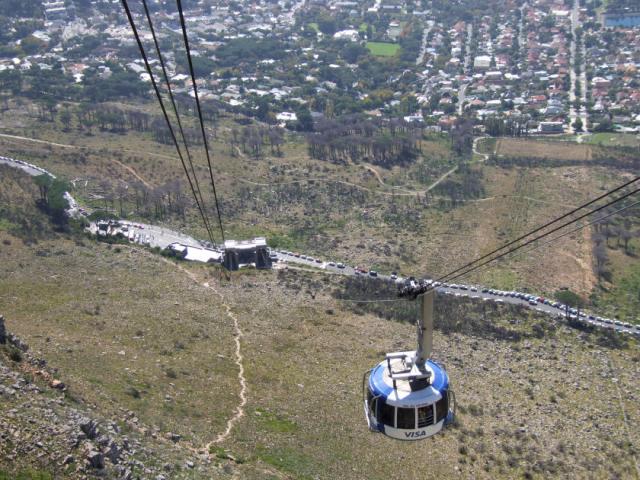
(0, 225, 639, 478)
(218, 271, 640, 479)
(3, 104, 637, 302)
(496, 138, 594, 161)
(1, 122, 618, 298)
(0, 234, 241, 444)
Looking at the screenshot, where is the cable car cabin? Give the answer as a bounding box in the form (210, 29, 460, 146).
(363, 353, 454, 440)
(363, 288, 455, 440)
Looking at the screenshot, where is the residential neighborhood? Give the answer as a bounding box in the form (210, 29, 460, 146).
(0, 0, 639, 135)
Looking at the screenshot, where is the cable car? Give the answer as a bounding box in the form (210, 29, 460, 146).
(363, 288, 455, 440)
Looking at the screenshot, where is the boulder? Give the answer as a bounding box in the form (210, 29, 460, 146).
(87, 450, 105, 469)
(79, 418, 99, 440)
(50, 380, 65, 390)
(106, 442, 121, 464)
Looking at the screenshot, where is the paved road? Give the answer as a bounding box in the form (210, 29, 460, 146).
(568, 0, 588, 134)
(273, 251, 640, 337)
(0, 155, 52, 178)
(457, 82, 468, 116)
(463, 23, 473, 72)
(416, 21, 434, 66)
(90, 220, 205, 250)
(0, 155, 83, 218)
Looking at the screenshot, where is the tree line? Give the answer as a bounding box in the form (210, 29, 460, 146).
(229, 125, 285, 158)
(591, 205, 639, 282)
(306, 115, 423, 167)
(92, 178, 190, 221)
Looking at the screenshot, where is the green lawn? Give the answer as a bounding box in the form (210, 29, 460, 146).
(307, 22, 319, 32)
(585, 132, 640, 148)
(366, 42, 400, 57)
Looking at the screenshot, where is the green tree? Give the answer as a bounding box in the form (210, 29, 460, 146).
(555, 290, 585, 309)
(318, 17, 337, 35)
(256, 96, 271, 122)
(0, 70, 22, 95)
(20, 34, 45, 54)
(341, 43, 368, 63)
(572, 118, 583, 132)
(60, 108, 72, 131)
(33, 174, 53, 204)
(294, 105, 314, 132)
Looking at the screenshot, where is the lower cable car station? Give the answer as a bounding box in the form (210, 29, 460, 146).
(364, 287, 455, 440)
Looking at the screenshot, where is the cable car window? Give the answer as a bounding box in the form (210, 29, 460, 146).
(379, 400, 395, 426)
(396, 407, 416, 429)
(417, 405, 434, 427)
(435, 392, 449, 422)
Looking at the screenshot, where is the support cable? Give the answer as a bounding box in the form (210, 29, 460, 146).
(441, 187, 640, 285)
(141, 0, 211, 243)
(452, 199, 640, 284)
(435, 176, 640, 282)
(176, 0, 226, 244)
(120, 0, 217, 245)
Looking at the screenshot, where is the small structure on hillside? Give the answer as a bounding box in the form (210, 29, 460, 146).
(223, 237, 271, 271)
(167, 243, 222, 263)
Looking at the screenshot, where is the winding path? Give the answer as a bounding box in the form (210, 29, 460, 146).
(0, 132, 178, 161)
(0, 132, 171, 185)
(0, 152, 248, 449)
(156, 257, 247, 448)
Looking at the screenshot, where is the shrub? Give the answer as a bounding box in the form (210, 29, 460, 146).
(6, 346, 23, 362)
(125, 386, 140, 399)
(468, 404, 484, 416)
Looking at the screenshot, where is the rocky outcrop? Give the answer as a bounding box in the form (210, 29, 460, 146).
(0, 315, 183, 478)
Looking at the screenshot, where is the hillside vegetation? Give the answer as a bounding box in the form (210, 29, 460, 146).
(2, 99, 640, 319)
(1, 225, 639, 478)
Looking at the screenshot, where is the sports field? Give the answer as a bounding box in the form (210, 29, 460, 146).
(366, 42, 400, 56)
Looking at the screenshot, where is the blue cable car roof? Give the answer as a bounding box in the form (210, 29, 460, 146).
(369, 359, 449, 406)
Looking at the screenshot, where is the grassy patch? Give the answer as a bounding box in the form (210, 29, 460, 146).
(366, 42, 400, 57)
(0, 237, 239, 443)
(475, 137, 496, 156)
(0, 218, 16, 232)
(0, 470, 53, 480)
(255, 408, 298, 433)
(585, 132, 640, 148)
(256, 446, 314, 479)
(307, 22, 319, 32)
(495, 138, 593, 161)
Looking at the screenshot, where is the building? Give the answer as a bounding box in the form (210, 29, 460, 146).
(43, 1, 70, 22)
(223, 237, 272, 270)
(473, 55, 492, 71)
(538, 121, 564, 133)
(167, 244, 222, 263)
